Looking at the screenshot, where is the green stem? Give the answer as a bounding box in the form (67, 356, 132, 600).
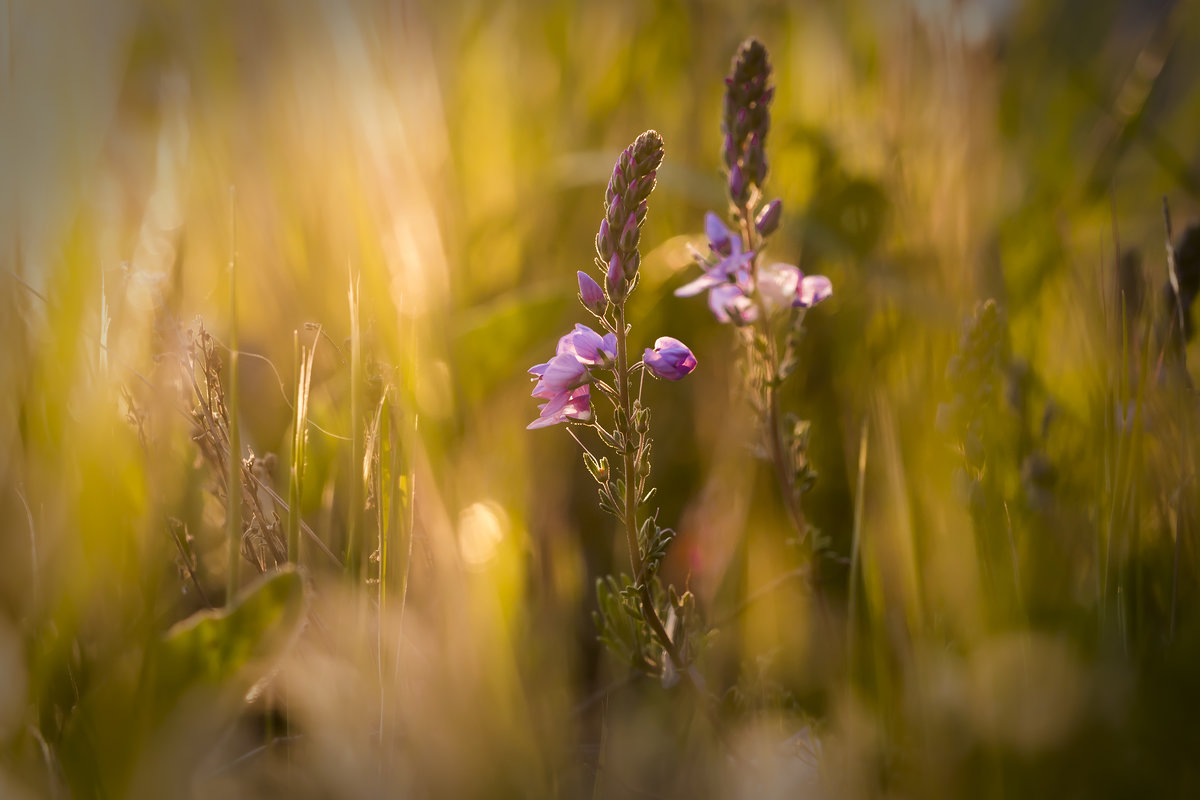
(614, 304, 643, 580)
(766, 378, 806, 539)
(613, 302, 686, 671)
(737, 200, 807, 542)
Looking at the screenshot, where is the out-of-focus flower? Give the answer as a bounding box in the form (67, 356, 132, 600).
(758, 262, 801, 311)
(675, 212, 755, 299)
(706, 211, 733, 255)
(708, 283, 756, 325)
(643, 337, 697, 380)
(723, 38, 774, 199)
(527, 385, 592, 429)
(577, 271, 606, 314)
(796, 274, 833, 307)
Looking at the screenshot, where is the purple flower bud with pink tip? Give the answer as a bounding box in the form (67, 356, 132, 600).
(619, 212, 639, 253)
(643, 337, 697, 381)
(606, 252, 624, 301)
(577, 271, 606, 314)
(622, 250, 640, 280)
(596, 218, 613, 262)
(527, 385, 592, 429)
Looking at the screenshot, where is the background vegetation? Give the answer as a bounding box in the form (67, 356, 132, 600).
(3, 0, 1200, 796)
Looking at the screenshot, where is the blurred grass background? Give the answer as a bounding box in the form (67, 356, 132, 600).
(3, 0, 1200, 797)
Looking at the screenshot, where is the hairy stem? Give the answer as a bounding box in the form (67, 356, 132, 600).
(737, 200, 807, 542)
(614, 304, 643, 579)
(614, 303, 686, 671)
(766, 379, 807, 539)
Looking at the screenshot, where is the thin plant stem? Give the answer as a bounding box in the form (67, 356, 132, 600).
(613, 302, 685, 673)
(847, 416, 869, 664)
(1164, 197, 1188, 643)
(737, 198, 808, 542)
(348, 272, 364, 585)
(226, 185, 241, 604)
(288, 331, 302, 562)
(614, 304, 643, 580)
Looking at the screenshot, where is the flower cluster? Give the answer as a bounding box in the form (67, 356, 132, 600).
(675, 212, 831, 324)
(723, 38, 773, 203)
(527, 130, 696, 430)
(527, 324, 614, 429)
(597, 130, 665, 302)
(672, 37, 832, 546)
(526, 130, 703, 681)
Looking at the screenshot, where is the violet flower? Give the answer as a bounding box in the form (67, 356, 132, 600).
(796, 274, 833, 307)
(557, 323, 617, 367)
(707, 284, 754, 325)
(530, 352, 588, 399)
(527, 385, 592, 430)
(643, 337, 697, 381)
(758, 262, 801, 312)
(674, 213, 755, 299)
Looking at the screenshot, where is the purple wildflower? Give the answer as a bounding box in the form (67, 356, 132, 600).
(578, 271, 606, 314)
(530, 352, 588, 399)
(796, 274, 833, 307)
(558, 323, 616, 367)
(722, 38, 773, 201)
(708, 283, 756, 325)
(643, 337, 697, 381)
(758, 262, 801, 312)
(595, 131, 665, 300)
(606, 252, 624, 302)
(675, 213, 755, 299)
(527, 385, 592, 429)
(706, 212, 733, 256)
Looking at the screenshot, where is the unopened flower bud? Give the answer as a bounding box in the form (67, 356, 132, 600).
(729, 164, 747, 203)
(606, 253, 625, 302)
(619, 212, 639, 252)
(754, 154, 768, 186)
(636, 171, 657, 202)
(622, 250, 640, 280)
(577, 271, 606, 314)
(746, 136, 764, 185)
(755, 199, 782, 237)
(722, 133, 736, 169)
(642, 336, 697, 381)
(596, 218, 613, 262)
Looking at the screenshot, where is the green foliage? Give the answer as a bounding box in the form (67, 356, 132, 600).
(55, 569, 306, 798)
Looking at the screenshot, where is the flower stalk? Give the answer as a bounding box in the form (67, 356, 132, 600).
(674, 37, 831, 549)
(527, 129, 700, 679)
